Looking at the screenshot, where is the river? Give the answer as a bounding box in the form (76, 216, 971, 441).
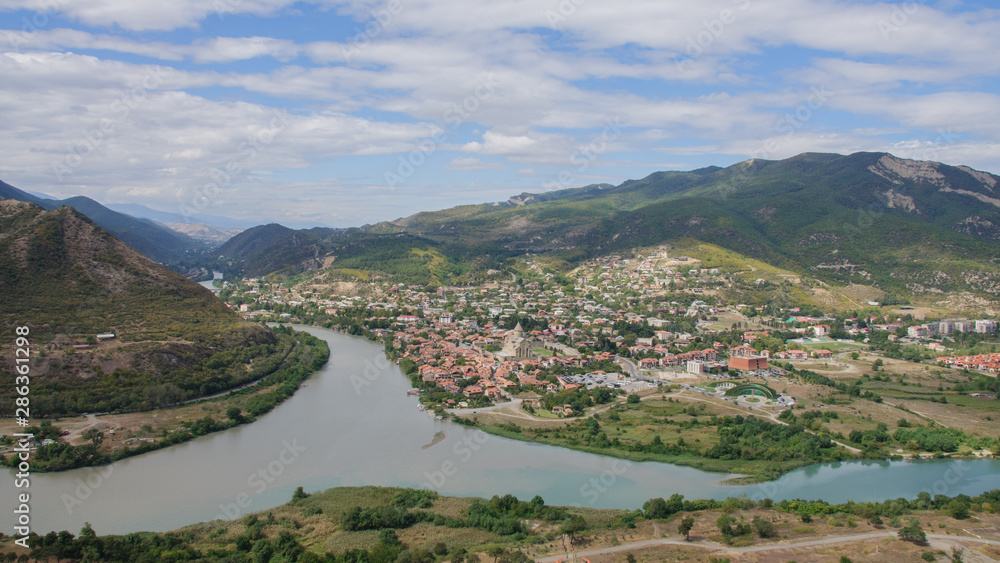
(3, 325, 998, 536)
(197, 271, 224, 293)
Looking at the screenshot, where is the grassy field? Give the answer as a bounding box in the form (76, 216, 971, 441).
(772, 352, 1000, 453)
(669, 239, 799, 281)
(6, 484, 999, 563)
(788, 338, 869, 352)
(469, 393, 851, 480)
(474, 357, 1000, 472)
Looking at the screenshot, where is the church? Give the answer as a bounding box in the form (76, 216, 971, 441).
(497, 322, 535, 361)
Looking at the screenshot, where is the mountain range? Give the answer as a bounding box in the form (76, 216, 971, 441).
(0, 180, 253, 262)
(0, 179, 205, 263)
(214, 152, 1000, 299)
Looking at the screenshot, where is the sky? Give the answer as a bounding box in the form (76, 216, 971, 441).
(1, 0, 999, 229)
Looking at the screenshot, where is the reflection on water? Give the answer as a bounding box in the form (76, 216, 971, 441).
(3, 325, 998, 535)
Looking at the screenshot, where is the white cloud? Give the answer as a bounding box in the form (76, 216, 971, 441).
(447, 157, 505, 171)
(0, 0, 300, 31)
(190, 36, 301, 63)
(2, 0, 1000, 226)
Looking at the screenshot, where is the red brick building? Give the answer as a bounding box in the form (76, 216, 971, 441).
(728, 356, 769, 371)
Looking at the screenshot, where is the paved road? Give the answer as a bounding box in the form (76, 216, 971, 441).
(536, 532, 998, 562)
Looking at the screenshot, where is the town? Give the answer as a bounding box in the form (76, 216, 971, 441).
(214, 246, 1000, 433)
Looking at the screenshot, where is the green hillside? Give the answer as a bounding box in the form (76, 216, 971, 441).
(214, 152, 1000, 298)
(0, 201, 291, 415)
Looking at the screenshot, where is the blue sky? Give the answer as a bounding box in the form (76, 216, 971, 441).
(1, 0, 999, 228)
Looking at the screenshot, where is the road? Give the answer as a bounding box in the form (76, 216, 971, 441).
(536, 532, 998, 562)
(450, 370, 862, 455)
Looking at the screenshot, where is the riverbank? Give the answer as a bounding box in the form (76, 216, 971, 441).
(0, 325, 329, 472)
(4, 484, 998, 562)
(451, 390, 856, 482)
(3, 327, 1000, 537)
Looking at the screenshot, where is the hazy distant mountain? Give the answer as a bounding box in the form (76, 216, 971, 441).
(0, 179, 203, 262)
(0, 200, 279, 415)
(218, 152, 1000, 297)
(0, 179, 44, 204)
(106, 202, 256, 231)
(163, 222, 242, 246)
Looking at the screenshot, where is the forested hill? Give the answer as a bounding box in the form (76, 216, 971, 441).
(213, 152, 1000, 296)
(0, 200, 283, 414)
(0, 178, 204, 263)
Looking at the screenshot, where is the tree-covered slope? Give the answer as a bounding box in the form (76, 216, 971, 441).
(214, 152, 1000, 296)
(0, 201, 284, 414)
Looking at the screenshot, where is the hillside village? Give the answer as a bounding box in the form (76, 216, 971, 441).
(214, 247, 1000, 416)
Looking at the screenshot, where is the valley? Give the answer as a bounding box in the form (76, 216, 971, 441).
(206, 239, 999, 483)
(3, 151, 1000, 561)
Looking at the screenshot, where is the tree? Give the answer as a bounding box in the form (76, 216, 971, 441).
(561, 515, 587, 545)
(899, 523, 927, 544)
(643, 497, 668, 519)
(378, 529, 401, 547)
(716, 514, 735, 541)
(227, 407, 246, 423)
(752, 516, 774, 538)
(488, 546, 506, 563)
(82, 428, 103, 447)
(627, 394, 640, 404)
(948, 499, 969, 520)
(678, 516, 695, 541)
(291, 486, 308, 501)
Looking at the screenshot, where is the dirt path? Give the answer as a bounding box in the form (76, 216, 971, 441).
(883, 401, 951, 428)
(460, 389, 862, 455)
(535, 532, 999, 562)
(65, 413, 106, 442)
(668, 391, 862, 454)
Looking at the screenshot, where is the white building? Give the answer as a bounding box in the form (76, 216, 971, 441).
(687, 360, 706, 375)
(975, 320, 997, 334)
